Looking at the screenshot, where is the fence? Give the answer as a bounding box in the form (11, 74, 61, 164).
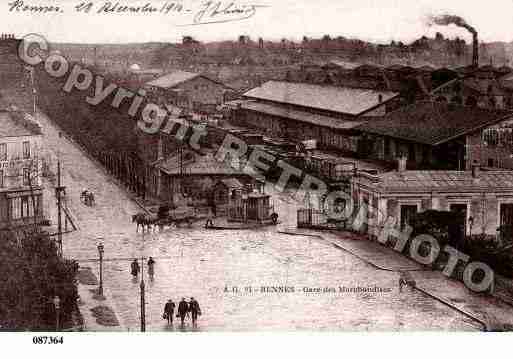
(297, 209, 327, 228)
(297, 208, 348, 230)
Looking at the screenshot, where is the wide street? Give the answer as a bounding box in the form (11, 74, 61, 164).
(35, 109, 502, 332)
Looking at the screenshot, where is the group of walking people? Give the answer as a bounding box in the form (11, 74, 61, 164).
(130, 258, 202, 328)
(130, 257, 155, 279)
(163, 297, 202, 327)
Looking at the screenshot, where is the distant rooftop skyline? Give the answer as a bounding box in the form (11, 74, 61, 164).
(1, 0, 512, 44)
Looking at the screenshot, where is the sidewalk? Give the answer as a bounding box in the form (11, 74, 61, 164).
(279, 227, 513, 331)
(76, 266, 126, 331)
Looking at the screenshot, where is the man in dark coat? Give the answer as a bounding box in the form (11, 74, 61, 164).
(147, 257, 155, 280)
(163, 299, 175, 324)
(130, 259, 140, 277)
(189, 297, 201, 326)
(177, 297, 189, 326)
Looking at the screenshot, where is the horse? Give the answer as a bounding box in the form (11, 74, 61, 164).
(132, 213, 154, 233)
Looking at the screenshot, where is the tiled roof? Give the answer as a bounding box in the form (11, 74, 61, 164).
(238, 100, 365, 130)
(0, 111, 41, 137)
(356, 101, 513, 145)
(146, 71, 200, 89)
(157, 152, 245, 176)
(374, 170, 513, 193)
(243, 81, 398, 115)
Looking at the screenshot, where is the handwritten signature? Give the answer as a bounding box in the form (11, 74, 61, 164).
(189, 1, 269, 25)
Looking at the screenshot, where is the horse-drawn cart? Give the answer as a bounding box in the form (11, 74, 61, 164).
(132, 206, 203, 232)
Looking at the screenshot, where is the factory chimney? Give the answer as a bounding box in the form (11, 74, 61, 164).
(430, 14, 479, 68)
(472, 32, 479, 68)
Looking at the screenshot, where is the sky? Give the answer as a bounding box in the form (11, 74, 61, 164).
(0, 0, 511, 44)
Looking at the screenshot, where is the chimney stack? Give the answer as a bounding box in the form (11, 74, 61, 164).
(397, 155, 407, 173)
(472, 33, 479, 68)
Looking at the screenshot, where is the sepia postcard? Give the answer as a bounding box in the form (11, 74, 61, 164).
(1, 0, 513, 354)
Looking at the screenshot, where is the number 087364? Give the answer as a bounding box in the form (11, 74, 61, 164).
(32, 336, 64, 344)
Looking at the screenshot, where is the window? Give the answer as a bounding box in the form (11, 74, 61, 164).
(23, 168, 30, 186)
(21, 197, 29, 218)
(0, 143, 6, 161)
(0, 170, 3, 188)
(488, 158, 495, 167)
(483, 129, 499, 147)
(11, 197, 21, 220)
(22, 141, 30, 159)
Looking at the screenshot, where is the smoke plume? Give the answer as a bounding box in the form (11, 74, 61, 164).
(429, 14, 476, 35)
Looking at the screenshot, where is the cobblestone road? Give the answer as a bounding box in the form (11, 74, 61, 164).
(36, 110, 487, 332)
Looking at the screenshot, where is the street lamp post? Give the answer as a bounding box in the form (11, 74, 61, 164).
(53, 296, 60, 331)
(97, 242, 104, 296)
(140, 256, 146, 332)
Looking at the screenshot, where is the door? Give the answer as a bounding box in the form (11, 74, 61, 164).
(449, 203, 467, 245)
(400, 205, 417, 230)
(500, 203, 513, 242)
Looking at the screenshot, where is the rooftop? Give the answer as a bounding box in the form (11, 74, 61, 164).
(146, 71, 200, 89)
(356, 101, 513, 146)
(0, 111, 42, 138)
(237, 100, 365, 130)
(157, 152, 245, 176)
(243, 81, 398, 116)
(369, 170, 513, 193)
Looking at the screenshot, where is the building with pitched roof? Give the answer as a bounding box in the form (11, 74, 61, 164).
(228, 80, 399, 154)
(151, 150, 255, 205)
(0, 110, 44, 229)
(352, 166, 513, 240)
(431, 76, 509, 109)
(144, 70, 233, 115)
(356, 101, 513, 170)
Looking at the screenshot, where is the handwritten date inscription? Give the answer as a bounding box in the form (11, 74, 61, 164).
(7, 1, 269, 25)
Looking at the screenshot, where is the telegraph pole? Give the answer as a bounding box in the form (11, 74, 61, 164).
(56, 159, 63, 255)
(30, 67, 36, 116)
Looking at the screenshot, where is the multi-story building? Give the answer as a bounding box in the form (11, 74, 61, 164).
(144, 70, 233, 116)
(0, 110, 44, 229)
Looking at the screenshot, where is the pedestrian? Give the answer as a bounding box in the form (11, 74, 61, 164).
(189, 297, 201, 326)
(177, 297, 189, 326)
(163, 299, 175, 325)
(205, 208, 214, 228)
(147, 257, 155, 280)
(130, 258, 140, 277)
(399, 271, 416, 293)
